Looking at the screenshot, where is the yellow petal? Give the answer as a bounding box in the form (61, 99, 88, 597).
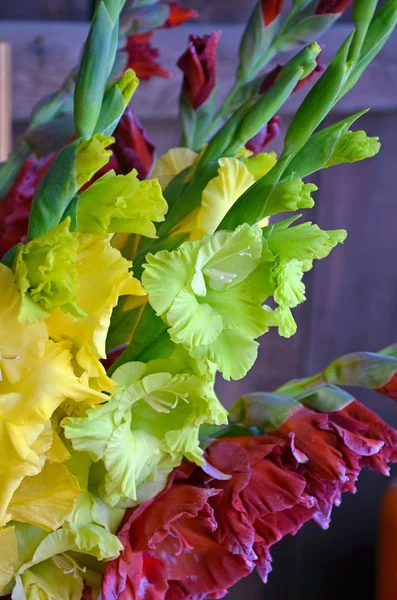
(47, 428, 71, 463)
(244, 151, 277, 179)
(8, 462, 80, 531)
(0, 419, 48, 526)
(152, 147, 198, 191)
(196, 157, 255, 238)
(46, 235, 145, 393)
(0, 264, 47, 385)
(0, 526, 18, 592)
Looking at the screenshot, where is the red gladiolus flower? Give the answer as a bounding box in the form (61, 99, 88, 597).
(177, 31, 221, 110)
(162, 3, 199, 28)
(124, 33, 170, 80)
(261, 0, 284, 26)
(112, 108, 156, 179)
(101, 400, 397, 599)
(0, 153, 54, 258)
(245, 116, 281, 154)
(315, 0, 353, 15)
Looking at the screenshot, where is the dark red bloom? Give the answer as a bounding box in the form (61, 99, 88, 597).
(315, 0, 353, 15)
(261, 0, 284, 26)
(162, 3, 199, 28)
(125, 33, 170, 80)
(0, 154, 54, 257)
(245, 116, 281, 154)
(111, 108, 156, 179)
(101, 401, 397, 599)
(177, 31, 221, 110)
(375, 372, 397, 402)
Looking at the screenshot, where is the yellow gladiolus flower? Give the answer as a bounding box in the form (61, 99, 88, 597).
(0, 263, 106, 528)
(46, 234, 146, 393)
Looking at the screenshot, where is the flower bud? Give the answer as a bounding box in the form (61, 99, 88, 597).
(261, 0, 284, 25)
(124, 33, 170, 80)
(315, 0, 353, 15)
(177, 31, 221, 110)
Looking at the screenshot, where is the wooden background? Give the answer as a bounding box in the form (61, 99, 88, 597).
(1, 2, 397, 598)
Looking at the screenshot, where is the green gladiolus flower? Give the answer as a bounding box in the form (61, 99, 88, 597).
(324, 129, 380, 168)
(77, 169, 168, 237)
(62, 356, 227, 506)
(264, 218, 347, 337)
(14, 219, 84, 324)
(263, 179, 317, 218)
(142, 224, 275, 380)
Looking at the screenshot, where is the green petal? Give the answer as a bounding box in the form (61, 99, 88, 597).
(264, 179, 317, 218)
(191, 329, 259, 381)
(325, 130, 380, 168)
(266, 220, 347, 264)
(75, 134, 114, 188)
(77, 170, 167, 237)
(15, 219, 84, 324)
(15, 558, 83, 600)
(273, 259, 306, 309)
(142, 242, 200, 315)
(103, 423, 162, 504)
(192, 224, 263, 295)
(167, 289, 223, 348)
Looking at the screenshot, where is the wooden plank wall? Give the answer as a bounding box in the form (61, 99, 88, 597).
(1, 2, 397, 599)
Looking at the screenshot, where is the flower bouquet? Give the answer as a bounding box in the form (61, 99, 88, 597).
(1, 0, 397, 598)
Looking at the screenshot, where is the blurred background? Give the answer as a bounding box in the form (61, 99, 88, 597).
(1, 1, 397, 598)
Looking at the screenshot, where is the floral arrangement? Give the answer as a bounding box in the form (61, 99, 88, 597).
(0, 0, 397, 598)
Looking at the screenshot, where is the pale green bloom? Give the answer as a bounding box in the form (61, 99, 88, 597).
(142, 224, 274, 380)
(62, 356, 227, 506)
(143, 220, 347, 371)
(77, 169, 167, 237)
(75, 134, 114, 188)
(264, 218, 347, 337)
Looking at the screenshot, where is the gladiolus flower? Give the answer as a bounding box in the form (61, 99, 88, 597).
(125, 33, 170, 80)
(246, 116, 282, 154)
(162, 2, 199, 28)
(102, 400, 397, 598)
(177, 31, 221, 110)
(315, 0, 353, 15)
(261, 0, 284, 26)
(0, 154, 53, 258)
(111, 108, 156, 179)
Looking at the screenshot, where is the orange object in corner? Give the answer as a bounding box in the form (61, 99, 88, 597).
(377, 479, 397, 600)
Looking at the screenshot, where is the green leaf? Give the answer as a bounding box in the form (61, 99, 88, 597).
(27, 141, 79, 240)
(94, 69, 139, 137)
(339, 0, 397, 99)
(74, 0, 125, 139)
